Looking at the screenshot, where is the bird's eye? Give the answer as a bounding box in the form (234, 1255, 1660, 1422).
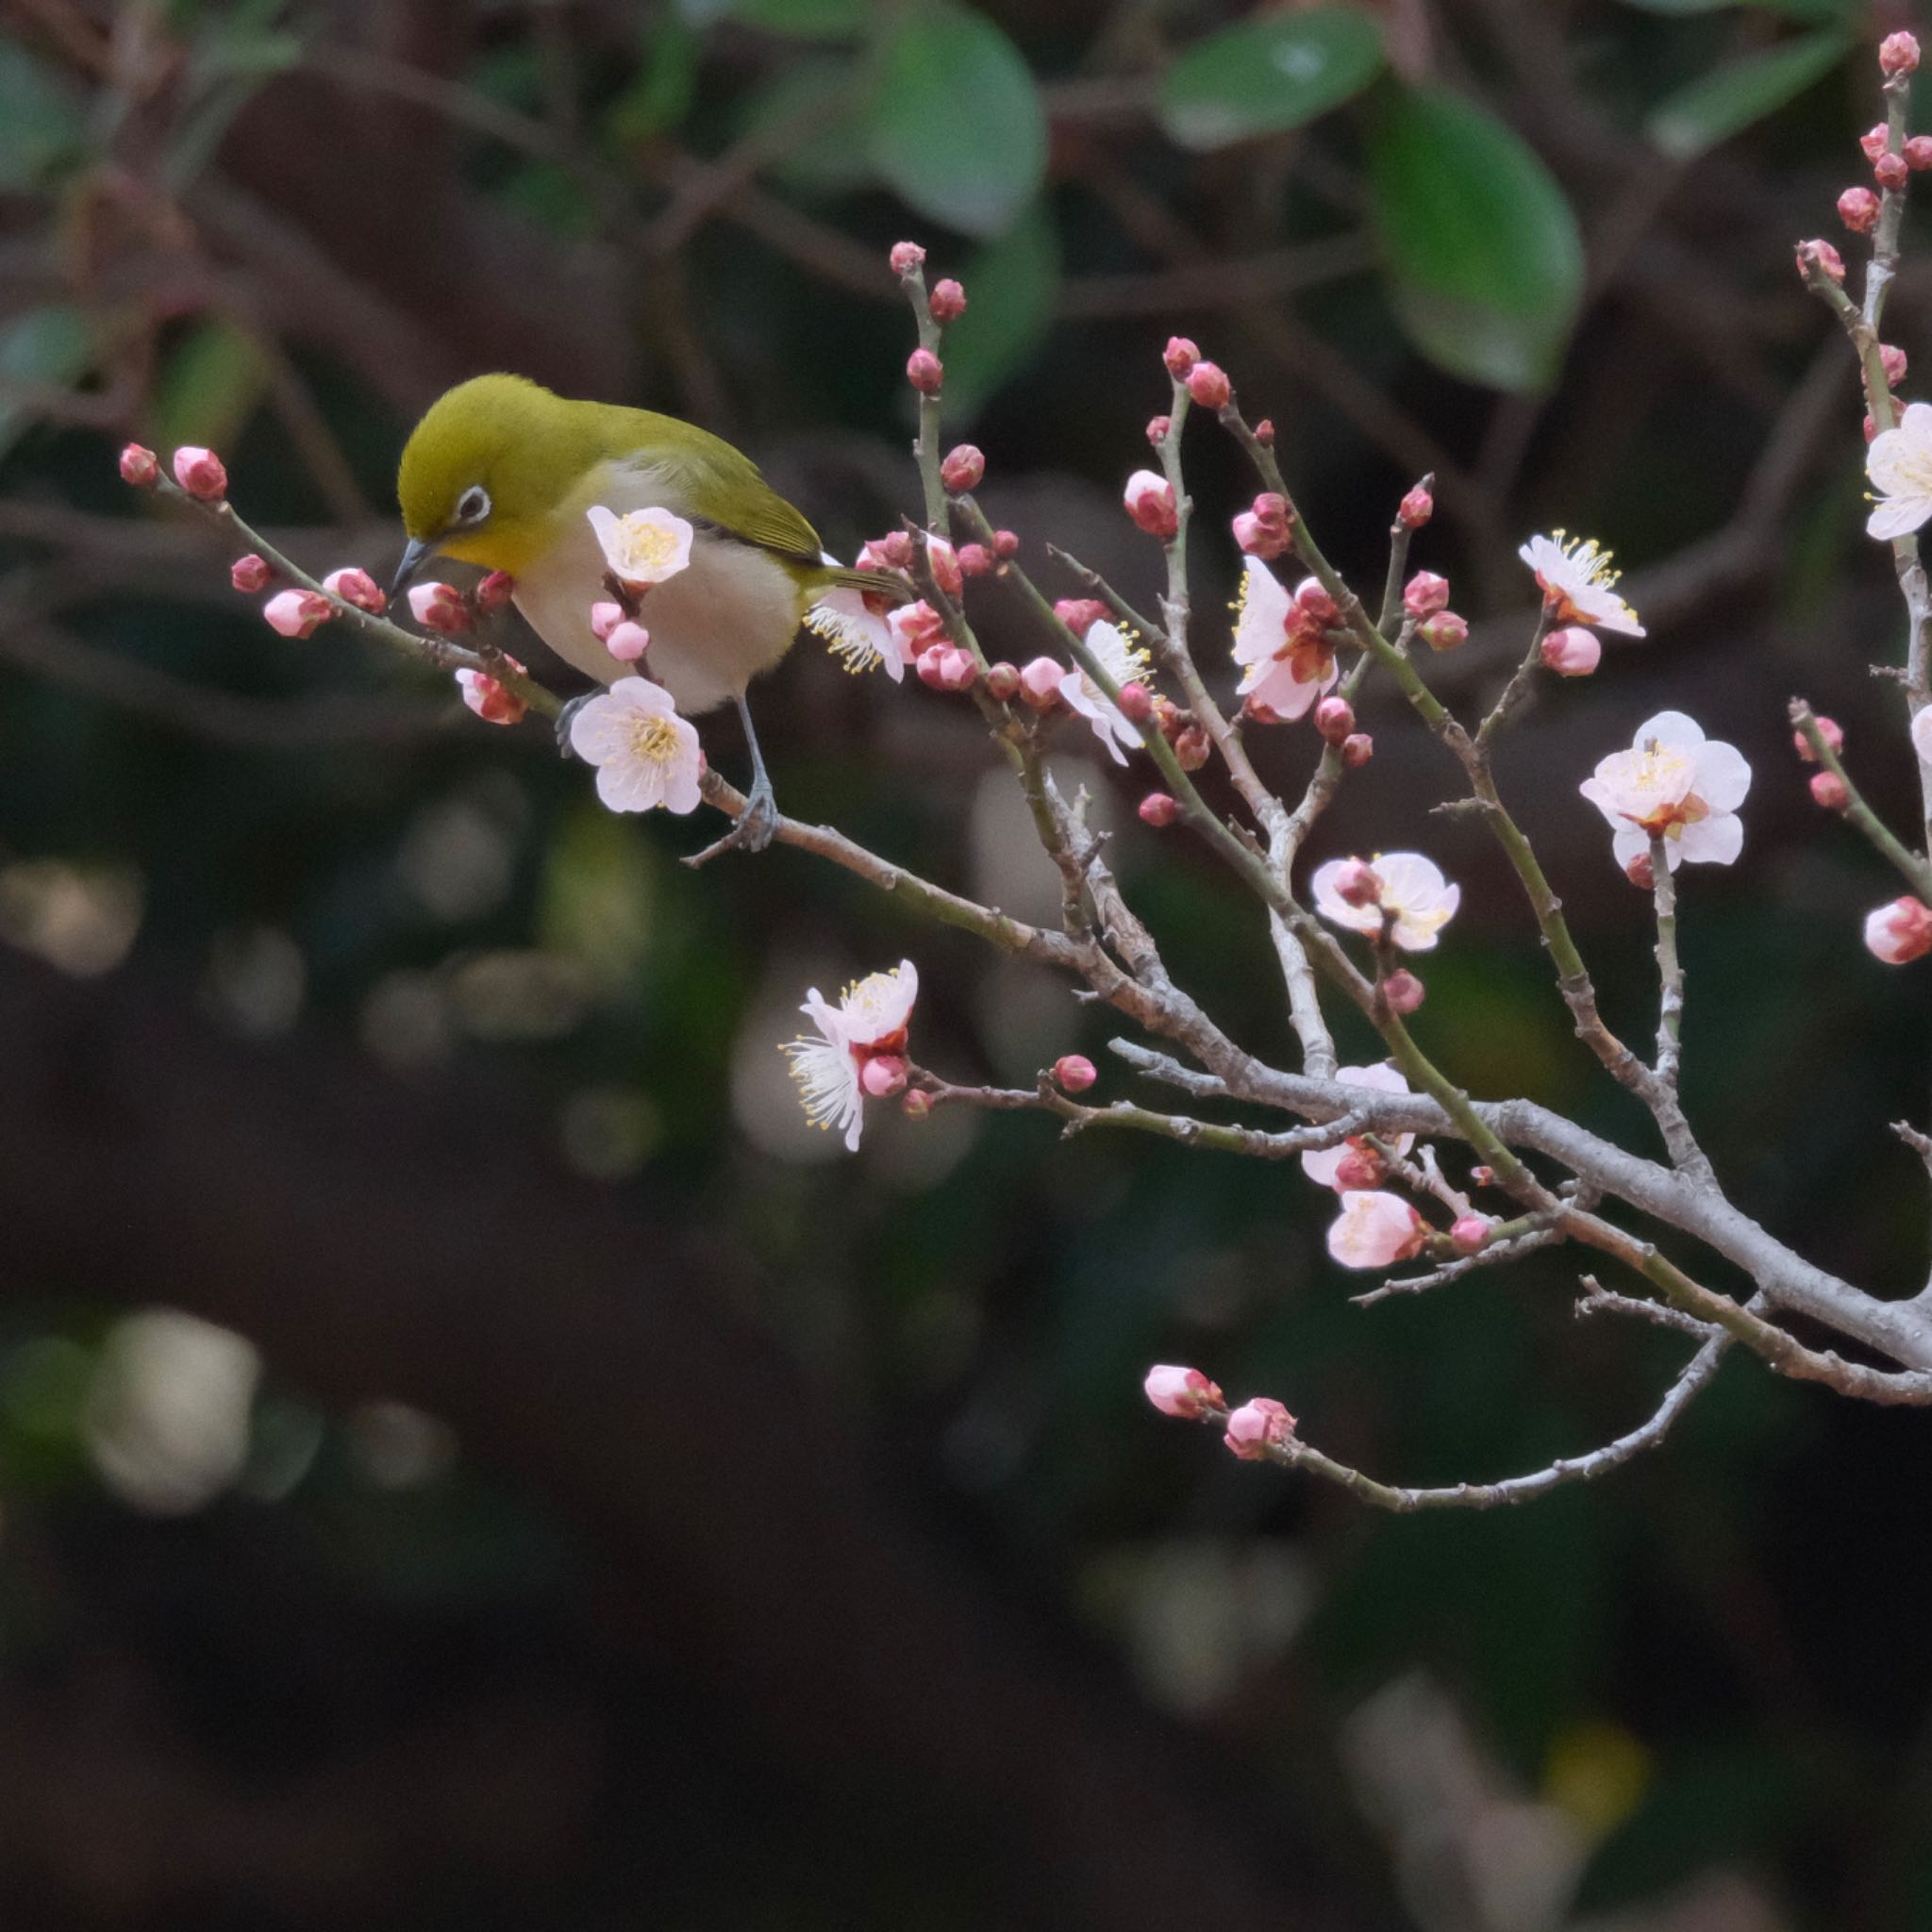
(457, 486, 490, 525)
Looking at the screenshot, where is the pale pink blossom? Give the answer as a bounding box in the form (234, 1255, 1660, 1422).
(591, 600, 625, 641)
(1231, 557, 1338, 722)
(781, 961, 919, 1151)
(607, 621, 650, 662)
(1578, 710, 1751, 873)
(1060, 621, 1154, 764)
(1144, 1364, 1224, 1418)
(1311, 852, 1460, 952)
(587, 505, 694, 591)
(1519, 532, 1645, 636)
(262, 589, 332, 639)
(1326, 1190, 1427, 1270)
(1868, 403, 1932, 539)
(567, 676, 703, 815)
(1224, 1397, 1296, 1459)
(1865, 896, 1932, 964)
(1301, 1064, 1413, 1190)
(1018, 656, 1063, 709)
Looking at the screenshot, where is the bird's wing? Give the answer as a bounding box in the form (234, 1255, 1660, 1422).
(628, 421, 824, 565)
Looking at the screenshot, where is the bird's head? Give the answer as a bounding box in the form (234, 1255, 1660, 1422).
(393, 374, 601, 592)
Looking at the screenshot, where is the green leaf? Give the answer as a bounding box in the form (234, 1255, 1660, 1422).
(867, 1, 1046, 239)
(152, 319, 269, 457)
(1158, 6, 1384, 152)
(728, 0, 874, 37)
(605, 17, 700, 142)
(1367, 84, 1585, 392)
(1645, 30, 1848, 158)
(0, 44, 88, 191)
(739, 59, 872, 197)
(939, 202, 1060, 420)
(0, 306, 93, 461)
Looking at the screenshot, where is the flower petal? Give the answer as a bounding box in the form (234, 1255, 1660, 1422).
(1676, 810, 1742, 867)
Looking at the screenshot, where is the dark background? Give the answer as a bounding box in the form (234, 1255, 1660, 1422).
(4, 0, 1932, 1925)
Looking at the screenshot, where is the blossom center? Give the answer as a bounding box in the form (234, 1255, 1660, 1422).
(626, 711, 681, 766)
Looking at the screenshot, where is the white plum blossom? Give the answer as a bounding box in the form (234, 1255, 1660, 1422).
(1518, 532, 1645, 637)
(1578, 710, 1751, 873)
(1326, 1191, 1427, 1270)
(1911, 704, 1932, 765)
(567, 676, 703, 815)
(1060, 620, 1153, 764)
(1300, 1064, 1413, 1190)
(806, 585, 908, 680)
(1231, 557, 1338, 720)
(1866, 402, 1932, 540)
(1311, 852, 1460, 952)
(780, 961, 919, 1151)
(588, 505, 694, 591)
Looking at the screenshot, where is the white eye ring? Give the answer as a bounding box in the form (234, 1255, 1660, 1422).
(458, 486, 490, 525)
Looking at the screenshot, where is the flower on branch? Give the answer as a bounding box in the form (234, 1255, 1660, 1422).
(172, 445, 227, 501)
(1579, 710, 1751, 873)
(1311, 852, 1460, 952)
(567, 677, 703, 815)
(587, 506, 694, 591)
(1060, 621, 1154, 764)
(1224, 1397, 1297, 1459)
(1865, 896, 1932, 964)
(1124, 469, 1178, 539)
(806, 585, 907, 680)
(1231, 558, 1340, 722)
(408, 581, 473, 635)
(1519, 532, 1645, 636)
(1144, 1365, 1222, 1418)
(323, 566, 386, 613)
(262, 589, 332, 639)
(1300, 1064, 1414, 1191)
(780, 961, 919, 1152)
(1866, 403, 1932, 539)
(456, 660, 528, 726)
(1326, 1191, 1427, 1270)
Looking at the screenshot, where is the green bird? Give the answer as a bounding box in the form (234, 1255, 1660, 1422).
(392, 373, 900, 851)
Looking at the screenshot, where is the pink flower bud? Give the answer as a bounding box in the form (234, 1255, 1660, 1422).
(607, 620, 651, 662)
(874, 530, 916, 571)
(1809, 770, 1850, 811)
(861, 1054, 908, 1099)
(906, 348, 943, 395)
(1224, 1396, 1295, 1460)
(1877, 151, 1909, 192)
(1793, 716, 1843, 761)
(323, 566, 386, 613)
(1184, 360, 1230, 409)
(1471, 1165, 1494, 1188)
(1840, 186, 1882, 233)
(1254, 418, 1275, 446)
(1333, 1146, 1387, 1191)
(1403, 570, 1450, 619)
(1294, 577, 1338, 626)
(927, 277, 967, 323)
(1449, 1216, 1491, 1257)
(1124, 469, 1178, 539)
(1398, 483, 1434, 528)
(455, 665, 527, 726)
(1882, 343, 1909, 387)
(938, 647, 978, 691)
(1174, 724, 1210, 771)
(591, 600, 625, 641)
(1232, 509, 1291, 559)
(1145, 414, 1171, 445)
(1418, 611, 1469, 653)
(1862, 124, 1893, 164)
(1054, 597, 1109, 635)
(1909, 136, 1932, 171)
(1880, 30, 1920, 76)
(901, 1089, 934, 1120)
(925, 535, 964, 598)
(1624, 851, 1655, 890)
(119, 442, 160, 488)
(262, 588, 332, 639)
(1144, 1364, 1224, 1419)
(890, 600, 946, 658)
(1797, 239, 1846, 283)
(407, 581, 473, 635)
(1866, 413, 1880, 443)
(230, 553, 272, 593)
(958, 542, 993, 576)
(172, 445, 228, 501)
(1866, 895, 1932, 963)
(1330, 858, 1382, 908)
(1540, 625, 1600, 676)
(1382, 969, 1424, 1014)
(1314, 695, 1355, 744)
(1162, 336, 1199, 378)
(1019, 656, 1062, 710)
(890, 241, 926, 275)
(941, 444, 984, 491)
(1116, 680, 1154, 723)
(1054, 1054, 1097, 1093)
(1138, 791, 1178, 828)
(916, 644, 949, 689)
(985, 661, 1021, 701)
(1341, 732, 1374, 768)
(476, 569, 515, 610)
(992, 528, 1020, 559)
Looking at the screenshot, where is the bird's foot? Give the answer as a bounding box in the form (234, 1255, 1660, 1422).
(555, 692, 596, 758)
(685, 781, 779, 867)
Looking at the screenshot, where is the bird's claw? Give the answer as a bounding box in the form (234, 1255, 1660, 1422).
(685, 783, 779, 867)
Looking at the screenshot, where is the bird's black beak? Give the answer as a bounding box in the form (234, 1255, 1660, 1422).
(391, 537, 433, 599)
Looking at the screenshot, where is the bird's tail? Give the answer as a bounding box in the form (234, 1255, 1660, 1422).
(815, 563, 912, 605)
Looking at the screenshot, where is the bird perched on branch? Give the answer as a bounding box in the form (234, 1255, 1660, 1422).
(392, 374, 901, 855)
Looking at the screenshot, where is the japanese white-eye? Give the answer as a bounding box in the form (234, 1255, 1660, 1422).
(392, 374, 899, 848)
